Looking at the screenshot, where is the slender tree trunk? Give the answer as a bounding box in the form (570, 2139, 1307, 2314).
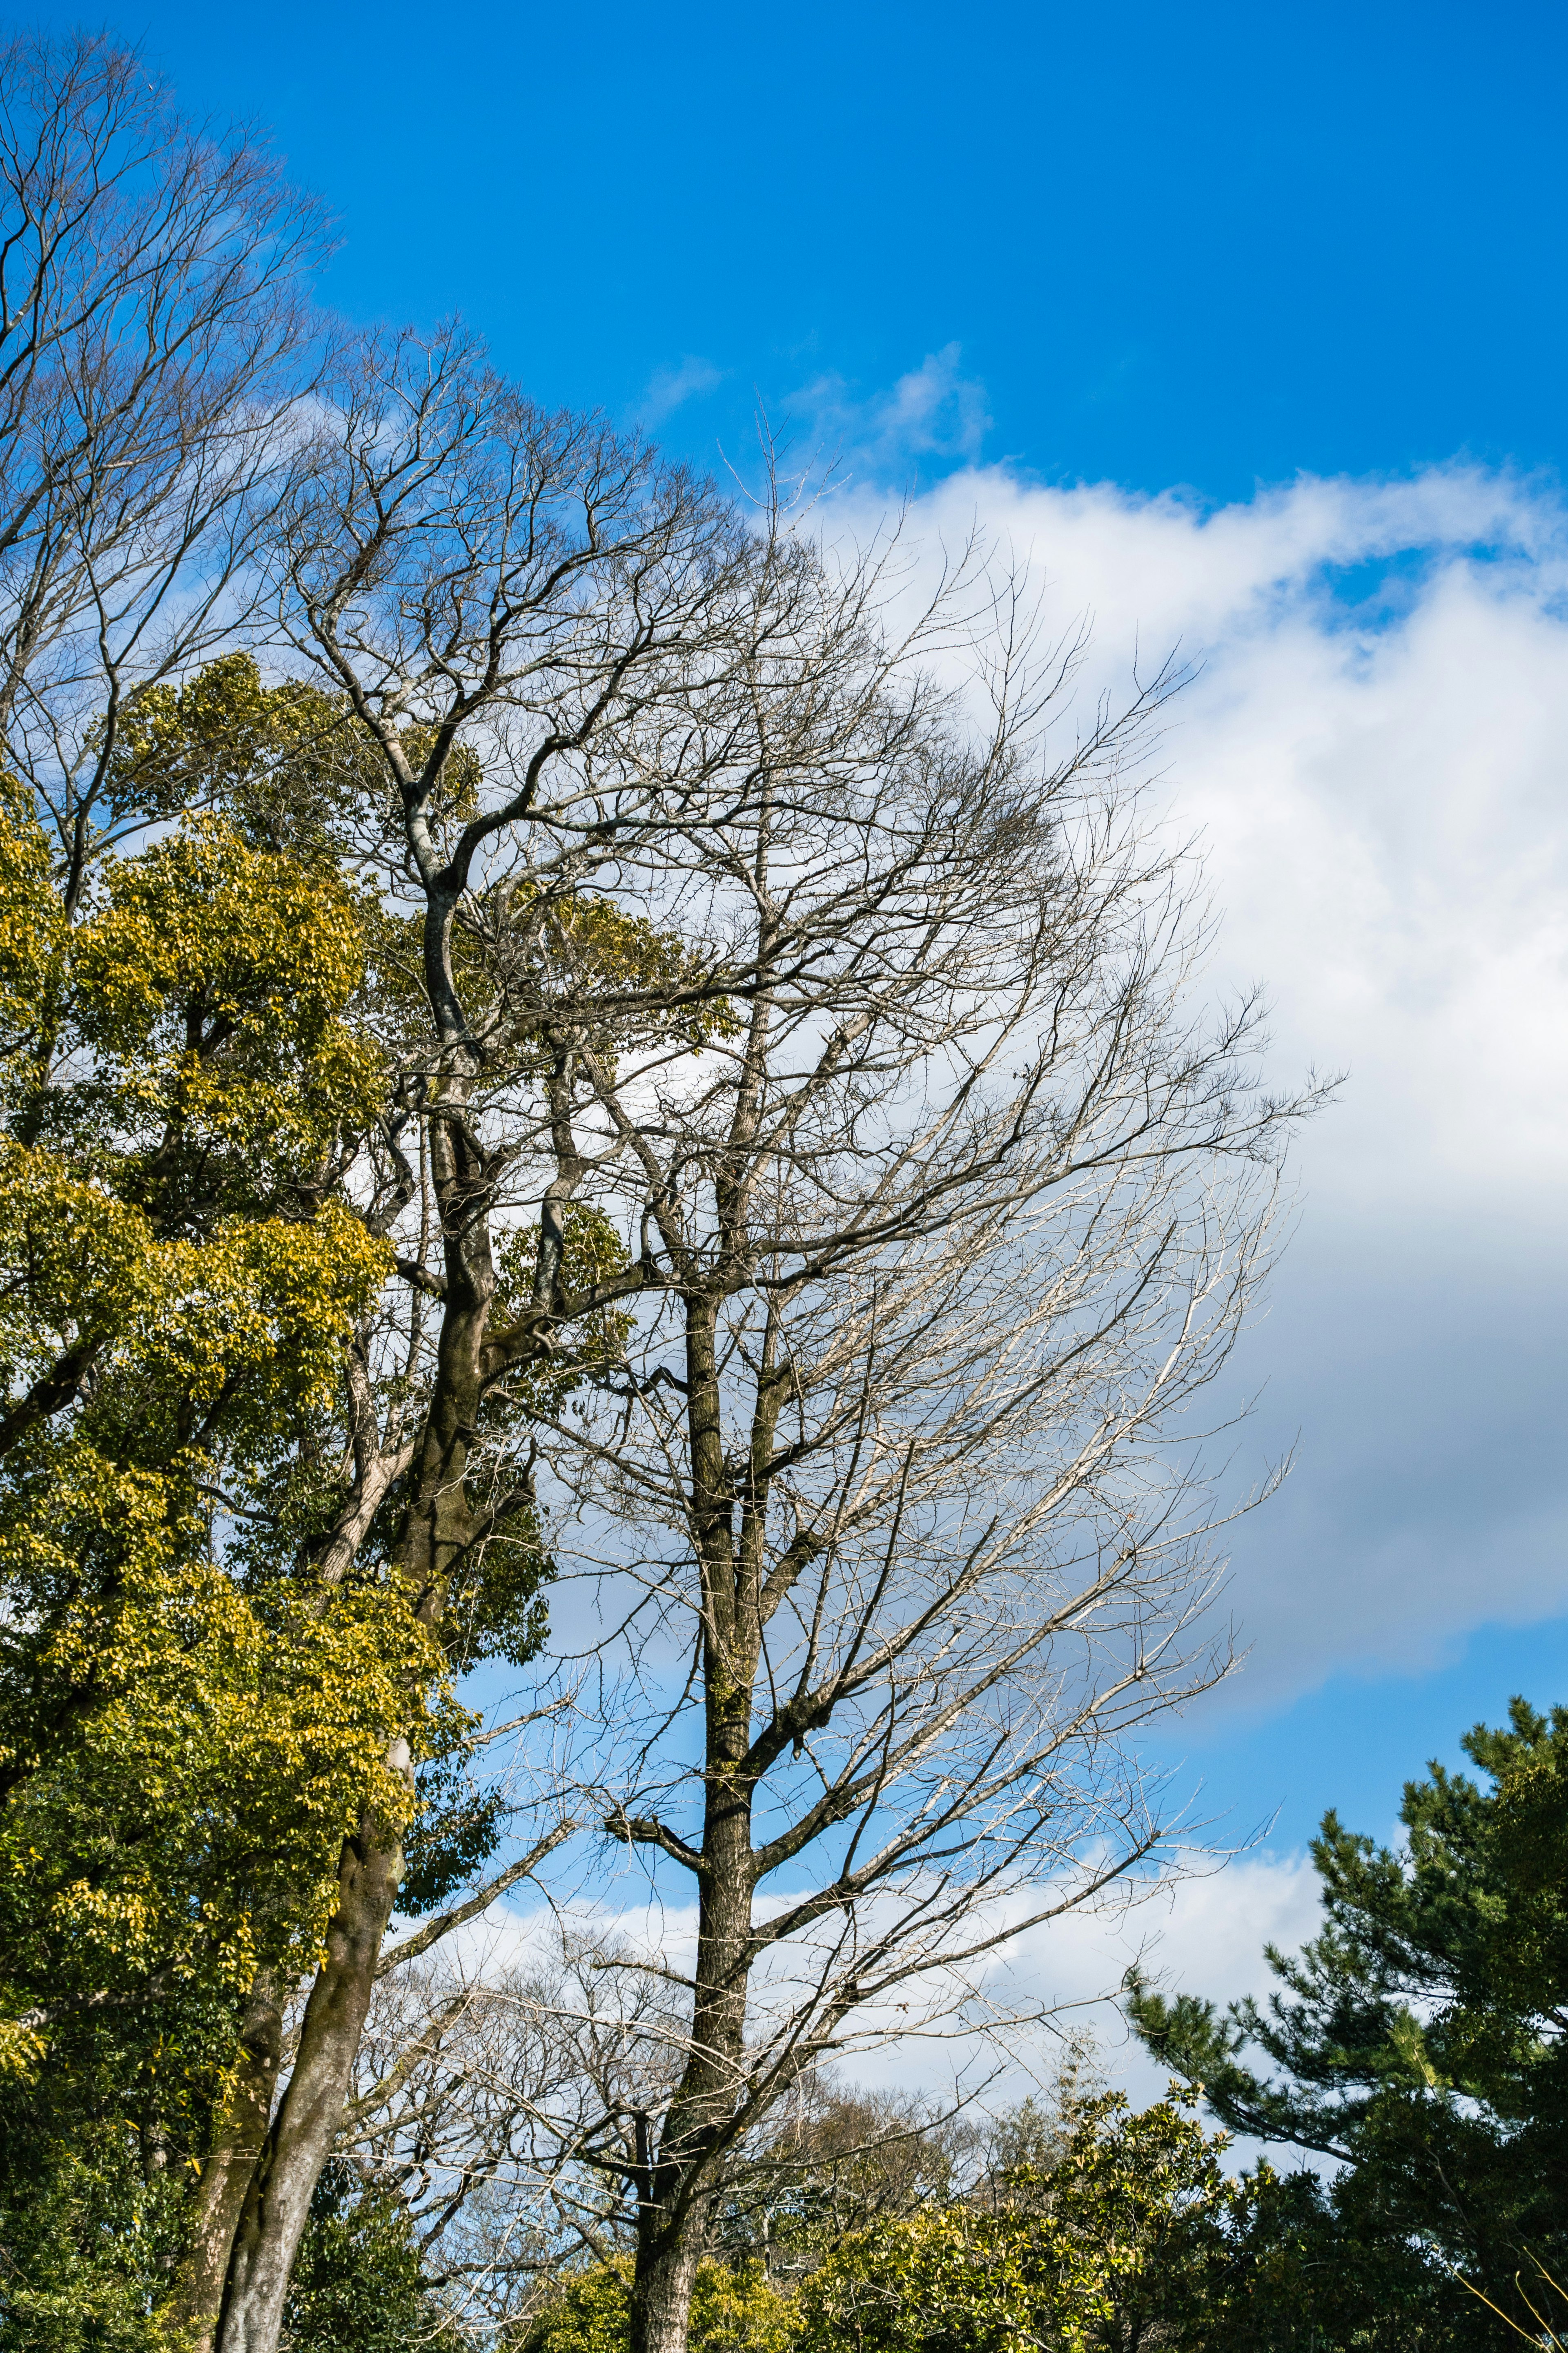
(628, 1298, 762, 2353)
(168, 1969, 283, 2353)
(212, 1072, 494, 2350)
(213, 1771, 410, 2353)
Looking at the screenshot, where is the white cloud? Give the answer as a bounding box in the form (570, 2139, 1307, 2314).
(640, 354, 725, 424)
(837, 463, 1568, 1702)
(942, 1850, 1322, 2117)
(457, 1847, 1321, 2118)
(786, 343, 991, 478)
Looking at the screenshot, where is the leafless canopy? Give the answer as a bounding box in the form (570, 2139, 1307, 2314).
(304, 482, 1320, 2351)
(0, 30, 323, 906)
(335, 1960, 1106, 2338)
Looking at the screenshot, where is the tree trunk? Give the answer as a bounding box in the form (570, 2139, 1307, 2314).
(168, 1970, 283, 2353)
(624, 1297, 763, 2353)
(212, 1771, 409, 2353)
(211, 1069, 489, 2350)
(630, 2218, 704, 2353)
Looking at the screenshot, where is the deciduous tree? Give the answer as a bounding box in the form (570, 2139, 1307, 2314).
(473, 509, 1316, 2353)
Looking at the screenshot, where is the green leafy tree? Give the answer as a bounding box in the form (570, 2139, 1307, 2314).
(0, 773, 447, 2347)
(511, 2084, 1471, 2353)
(794, 2093, 1250, 2353)
(525, 2260, 794, 2353)
(0, 31, 722, 2353)
(1129, 1697, 1568, 2346)
(3, 397, 730, 2350)
(280, 2161, 458, 2353)
(710, 2087, 966, 2281)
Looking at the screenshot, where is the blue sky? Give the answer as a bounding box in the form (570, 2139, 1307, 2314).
(55, 0, 1568, 2025)
(105, 0, 1568, 502)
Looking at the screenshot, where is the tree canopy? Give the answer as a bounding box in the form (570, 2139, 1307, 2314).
(1130, 1696, 1568, 2348)
(0, 33, 1321, 2353)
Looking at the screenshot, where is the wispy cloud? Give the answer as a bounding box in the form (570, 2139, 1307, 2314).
(784, 341, 991, 480)
(639, 353, 724, 425)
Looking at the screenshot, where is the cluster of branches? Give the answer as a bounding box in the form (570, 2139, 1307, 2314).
(0, 32, 1323, 2353)
(331, 1955, 1111, 2337)
(327, 1957, 1099, 2335)
(333, 1971, 1439, 2353)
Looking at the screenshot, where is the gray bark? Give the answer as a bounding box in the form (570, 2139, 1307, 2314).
(630, 2228, 705, 2353)
(169, 1971, 283, 2353)
(214, 1777, 410, 2353)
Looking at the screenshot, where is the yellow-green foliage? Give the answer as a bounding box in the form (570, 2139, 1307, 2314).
(101, 651, 393, 848)
(69, 815, 384, 1193)
(492, 1202, 636, 1400)
(525, 887, 738, 1068)
(0, 794, 421, 2082)
(0, 778, 64, 1061)
(689, 2259, 799, 2353)
(795, 2096, 1247, 2353)
(495, 1201, 631, 1306)
(795, 2201, 1119, 2353)
(3, 1539, 438, 2000)
(521, 2101, 1252, 2353)
(0, 1147, 389, 1429)
(0, 655, 734, 2339)
(526, 2258, 795, 2353)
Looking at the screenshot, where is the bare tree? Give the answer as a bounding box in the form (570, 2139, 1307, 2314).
(0, 115, 1315, 2337)
(334, 1947, 983, 2335)
(211, 448, 1312, 2353)
(341, 1956, 590, 2334)
(0, 31, 322, 919)
(334, 1944, 686, 2338)
(475, 515, 1319, 2353)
